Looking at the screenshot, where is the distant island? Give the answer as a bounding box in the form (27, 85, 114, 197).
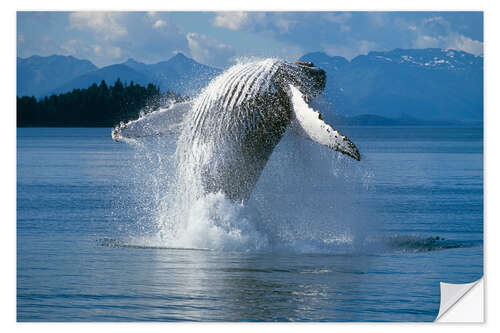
(325, 113, 482, 127)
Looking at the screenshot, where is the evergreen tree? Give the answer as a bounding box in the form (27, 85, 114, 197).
(17, 81, 184, 127)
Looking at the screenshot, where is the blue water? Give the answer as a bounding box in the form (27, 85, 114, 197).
(17, 126, 483, 322)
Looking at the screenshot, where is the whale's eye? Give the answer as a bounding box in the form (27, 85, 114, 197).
(294, 61, 314, 67)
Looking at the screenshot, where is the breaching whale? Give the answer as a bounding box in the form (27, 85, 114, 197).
(113, 59, 360, 202)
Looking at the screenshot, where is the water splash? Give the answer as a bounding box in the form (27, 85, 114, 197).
(113, 58, 374, 252)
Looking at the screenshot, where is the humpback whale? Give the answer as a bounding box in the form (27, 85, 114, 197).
(113, 59, 360, 202)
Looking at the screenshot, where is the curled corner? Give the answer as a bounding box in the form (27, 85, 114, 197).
(435, 277, 484, 322)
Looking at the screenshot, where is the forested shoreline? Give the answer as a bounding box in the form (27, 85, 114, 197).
(16, 79, 482, 128)
(17, 79, 186, 127)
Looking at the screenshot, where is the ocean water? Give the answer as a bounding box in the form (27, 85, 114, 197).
(17, 126, 483, 322)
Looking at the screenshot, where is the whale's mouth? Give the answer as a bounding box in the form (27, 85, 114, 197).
(294, 61, 315, 67)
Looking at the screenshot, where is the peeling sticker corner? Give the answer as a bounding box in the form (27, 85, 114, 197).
(435, 278, 484, 322)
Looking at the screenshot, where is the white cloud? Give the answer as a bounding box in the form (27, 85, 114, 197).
(445, 34, 483, 56)
(63, 12, 191, 66)
(323, 40, 378, 60)
(413, 35, 441, 49)
(59, 39, 114, 62)
(423, 16, 446, 25)
(357, 40, 378, 54)
(93, 45, 122, 59)
(69, 12, 127, 41)
(213, 12, 250, 30)
(408, 15, 483, 56)
(274, 17, 292, 33)
(272, 13, 298, 33)
(412, 33, 483, 56)
(60, 39, 86, 55)
(186, 32, 235, 68)
(213, 12, 294, 34)
(321, 13, 352, 33)
(153, 20, 167, 29)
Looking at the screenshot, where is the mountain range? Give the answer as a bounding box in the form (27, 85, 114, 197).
(17, 48, 483, 121)
(17, 53, 221, 98)
(17, 55, 98, 97)
(301, 48, 483, 122)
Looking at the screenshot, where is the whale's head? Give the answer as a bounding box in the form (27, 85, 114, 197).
(274, 61, 326, 101)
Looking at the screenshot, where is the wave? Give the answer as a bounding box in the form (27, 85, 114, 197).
(97, 233, 478, 254)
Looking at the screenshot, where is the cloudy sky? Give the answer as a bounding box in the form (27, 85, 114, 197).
(17, 11, 483, 68)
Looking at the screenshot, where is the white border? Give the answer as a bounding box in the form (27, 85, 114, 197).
(3, 1, 497, 332)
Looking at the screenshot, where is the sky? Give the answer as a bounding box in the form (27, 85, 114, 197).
(17, 11, 483, 68)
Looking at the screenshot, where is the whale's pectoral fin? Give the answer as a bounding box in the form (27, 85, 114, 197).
(288, 85, 360, 161)
(112, 100, 193, 142)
